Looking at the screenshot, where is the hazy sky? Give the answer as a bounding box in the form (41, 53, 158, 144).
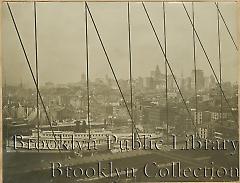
(2, 2, 238, 86)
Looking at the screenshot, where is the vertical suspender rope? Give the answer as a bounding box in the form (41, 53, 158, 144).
(34, 1, 40, 152)
(217, 2, 223, 123)
(85, 2, 91, 140)
(127, 2, 134, 138)
(162, 2, 169, 141)
(192, 2, 198, 130)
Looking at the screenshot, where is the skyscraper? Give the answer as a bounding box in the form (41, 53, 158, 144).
(191, 69, 205, 91)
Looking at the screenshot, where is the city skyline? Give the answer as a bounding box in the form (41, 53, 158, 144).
(3, 64, 236, 89)
(2, 2, 238, 86)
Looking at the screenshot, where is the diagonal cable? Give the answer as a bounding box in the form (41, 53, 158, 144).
(214, 2, 238, 51)
(142, 2, 197, 133)
(182, 2, 237, 122)
(85, 2, 143, 143)
(7, 2, 61, 153)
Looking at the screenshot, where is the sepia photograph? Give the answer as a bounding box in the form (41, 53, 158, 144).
(1, 0, 239, 182)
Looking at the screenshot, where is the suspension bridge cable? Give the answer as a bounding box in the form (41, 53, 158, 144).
(7, 2, 61, 153)
(182, 2, 237, 122)
(85, 2, 91, 140)
(85, 2, 143, 143)
(127, 2, 134, 137)
(162, 1, 169, 141)
(191, 2, 198, 126)
(217, 2, 223, 123)
(33, 1, 40, 152)
(141, 2, 197, 133)
(214, 2, 238, 51)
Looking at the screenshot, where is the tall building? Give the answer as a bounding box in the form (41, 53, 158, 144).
(192, 110, 211, 125)
(204, 75, 216, 90)
(144, 77, 155, 89)
(209, 75, 216, 89)
(191, 69, 205, 91)
(154, 65, 161, 79)
(150, 65, 164, 81)
(147, 65, 165, 90)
